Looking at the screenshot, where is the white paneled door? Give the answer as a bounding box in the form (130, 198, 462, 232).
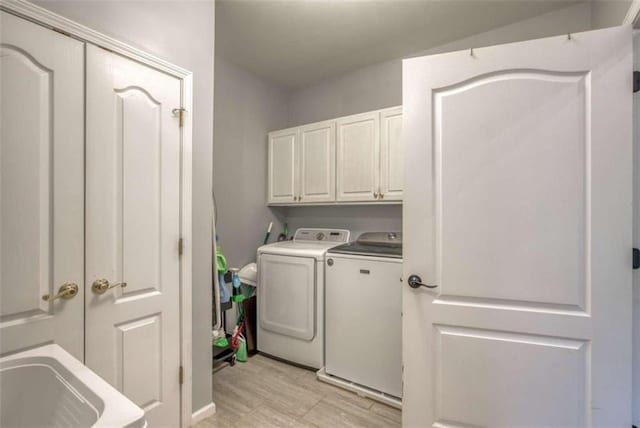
(85, 45, 182, 426)
(403, 26, 633, 427)
(0, 11, 84, 359)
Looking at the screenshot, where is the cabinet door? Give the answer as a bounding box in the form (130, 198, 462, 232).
(268, 129, 298, 204)
(380, 106, 403, 201)
(336, 112, 380, 201)
(0, 12, 84, 359)
(299, 121, 335, 203)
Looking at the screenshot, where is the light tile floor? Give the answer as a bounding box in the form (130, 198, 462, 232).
(195, 354, 401, 428)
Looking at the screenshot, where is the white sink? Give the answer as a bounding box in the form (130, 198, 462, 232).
(0, 344, 146, 428)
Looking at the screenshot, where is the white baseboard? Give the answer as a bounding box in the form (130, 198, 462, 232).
(190, 402, 216, 426)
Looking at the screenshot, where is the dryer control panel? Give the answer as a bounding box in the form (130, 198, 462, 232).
(293, 228, 350, 243)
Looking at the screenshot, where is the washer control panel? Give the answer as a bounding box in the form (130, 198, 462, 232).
(293, 228, 350, 243)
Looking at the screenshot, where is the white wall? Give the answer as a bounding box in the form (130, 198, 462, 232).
(213, 58, 289, 267)
(288, 59, 401, 126)
(283, 2, 593, 236)
(33, 0, 216, 413)
(284, 205, 402, 239)
(591, 0, 633, 29)
(288, 2, 592, 127)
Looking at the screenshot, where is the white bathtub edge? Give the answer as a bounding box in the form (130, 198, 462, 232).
(190, 401, 216, 426)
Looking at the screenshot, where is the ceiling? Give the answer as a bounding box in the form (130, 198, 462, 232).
(216, 0, 582, 89)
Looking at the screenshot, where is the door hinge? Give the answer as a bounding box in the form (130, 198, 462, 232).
(179, 365, 184, 385)
(172, 108, 187, 127)
(633, 248, 639, 270)
(178, 238, 184, 256)
(634, 71, 640, 93)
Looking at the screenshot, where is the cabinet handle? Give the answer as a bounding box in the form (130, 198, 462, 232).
(373, 192, 378, 199)
(380, 193, 384, 199)
(299, 195, 302, 201)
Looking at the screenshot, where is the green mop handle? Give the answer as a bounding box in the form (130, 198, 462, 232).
(263, 221, 273, 245)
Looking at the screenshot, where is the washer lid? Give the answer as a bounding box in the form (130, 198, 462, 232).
(328, 231, 402, 258)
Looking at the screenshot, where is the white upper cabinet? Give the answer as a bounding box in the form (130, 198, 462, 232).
(336, 112, 380, 202)
(299, 121, 336, 203)
(268, 128, 298, 204)
(380, 106, 403, 201)
(267, 106, 402, 205)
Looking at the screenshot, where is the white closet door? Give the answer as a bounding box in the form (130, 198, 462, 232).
(403, 26, 632, 427)
(380, 106, 403, 201)
(268, 128, 298, 204)
(85, 44, 181, 426)
(299, 121, 335, 203)
(0, 11, 84, 359)
(336, 112, 380, 202)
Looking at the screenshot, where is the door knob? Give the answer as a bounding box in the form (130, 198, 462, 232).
(92, 279, 127, 295)
(42, 283, 79, 301)
(407, 275, 438, 289)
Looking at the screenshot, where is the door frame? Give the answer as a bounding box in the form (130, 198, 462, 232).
(0, 1, 194, 426)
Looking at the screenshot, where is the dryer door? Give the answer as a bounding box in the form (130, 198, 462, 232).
(259, 254, 316, 341)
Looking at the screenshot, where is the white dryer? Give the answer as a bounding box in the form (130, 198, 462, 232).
(257, 228, 350, 368)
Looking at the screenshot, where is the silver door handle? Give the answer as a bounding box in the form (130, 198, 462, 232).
(407, 275, 438, 289)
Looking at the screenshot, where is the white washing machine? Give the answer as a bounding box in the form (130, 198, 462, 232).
(320, 232, 403, 406)
(257, 228, 350, 368)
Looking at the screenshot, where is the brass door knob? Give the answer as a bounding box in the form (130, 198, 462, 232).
(92, 279, 127, 295)
(42, 283, 79, 301)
